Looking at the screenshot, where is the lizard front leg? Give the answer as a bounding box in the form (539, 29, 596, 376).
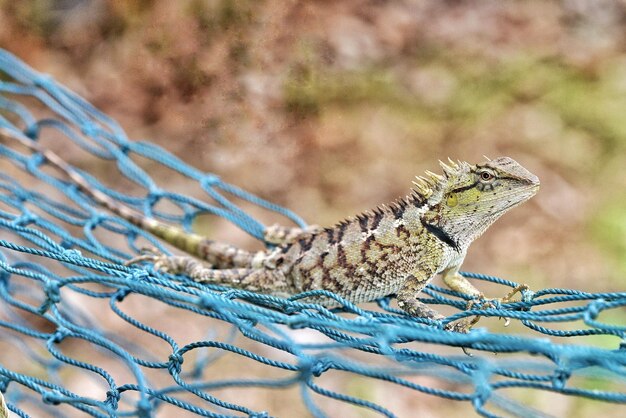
(442, 266, 529, 326)
(441, 266, 482, 298)
(397, 271, 478, 332)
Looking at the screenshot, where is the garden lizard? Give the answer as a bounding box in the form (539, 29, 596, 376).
(2, 128, 539, 332)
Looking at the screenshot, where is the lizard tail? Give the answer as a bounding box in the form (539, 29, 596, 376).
(0, 128, 256, 268)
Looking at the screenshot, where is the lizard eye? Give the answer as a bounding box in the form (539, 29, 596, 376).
(478, 170, 495, 182)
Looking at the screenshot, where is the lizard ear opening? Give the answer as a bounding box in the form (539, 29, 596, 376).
(446, 194, 458, 207)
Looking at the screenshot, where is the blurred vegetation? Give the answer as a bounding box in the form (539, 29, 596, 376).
(1, 1, 625, 416)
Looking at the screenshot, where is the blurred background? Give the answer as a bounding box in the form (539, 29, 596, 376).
(1, 0, 625, 417)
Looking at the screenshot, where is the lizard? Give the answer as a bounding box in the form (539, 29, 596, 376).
(1, 128, 540, 332)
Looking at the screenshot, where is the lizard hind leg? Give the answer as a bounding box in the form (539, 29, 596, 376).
(263, 224, 323, 245)
(144, 254, 294, 296)
(126, 240, 259, 270)
(398, 272, 478, 333)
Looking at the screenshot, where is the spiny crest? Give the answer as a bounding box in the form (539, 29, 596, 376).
(439, 157, 459, 178)
(412, 171, 443, 198)
(412, 157, 470, 200)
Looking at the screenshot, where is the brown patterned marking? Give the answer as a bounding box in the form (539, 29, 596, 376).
(318, 260, 335, 280)
(370, 207, 384, 230)
(336, 221, 348, 243)
(325, 228, 337, 245)
(337, 244, 348, 269)
(390, 199, 408, 218)
(407, 191, 425, 206)
(396, 224, 409, 240)
(273, 255, 285, 267)
(357, 214, 369, 232)
(298, 235, 315, 252)
(360, 234, 376, 263)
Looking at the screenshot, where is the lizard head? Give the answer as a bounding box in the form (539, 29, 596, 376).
(416, 156, 540, 248)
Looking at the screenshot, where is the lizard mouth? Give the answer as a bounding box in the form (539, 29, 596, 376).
(499, 184, 540, 212)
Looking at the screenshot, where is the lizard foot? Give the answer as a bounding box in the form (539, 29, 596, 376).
(124, 246, 163, 266)
(444, 315, 481, 333)
(444, 317, 482, 357)
(469, 284, 530, 326)
(125, 247, 180, 273)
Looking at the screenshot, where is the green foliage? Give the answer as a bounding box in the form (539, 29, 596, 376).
(542, 62, 626, 155)
(284, 63, 413, 118)
(187, 0, 255, 35)
(590, 198, 626, 276)
(5, 0, 57, 38)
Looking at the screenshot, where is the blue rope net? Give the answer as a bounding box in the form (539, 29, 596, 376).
(0, 48, 625, 418)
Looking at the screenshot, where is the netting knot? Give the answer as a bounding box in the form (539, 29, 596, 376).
(222, 289, 241, 300)
(136, 398, 153, 418)
(285, 313, 311, 329)
(0, 377, 9, 392)
(114, 288, 132, 301)
(14, 213, 37, 227)
(42, 390, 62, 405)
(39, 281, 61, 314)
(129, 268, 150, 282)
(12, 187, 29, 202)
(520, 287, 535, 302)
(586, 299, 605, 320)
(472, 387, 491, 410)
(482, 298, 503, 309)
(80, 123, 98, 138)
(300, 357, 333, 378)
(105, 390, 120, 409)
(200, 174, 221, 187)
(283, 304, 301, 316)
(59, 239, 73, 249)
(24, 123, 39, 138)
(552, 368, 571, 389)
(168, 352, 184, 375)
(33, 74, 54, 88)
(0, 270, 8, 287)
(145, 192, 162, 208)
(197, 294, 215, 310)
(62, 248, 82, 260)
(88, 213, 108, 228)
(27, 152, 45, 169)
(51, 326, 71, 343)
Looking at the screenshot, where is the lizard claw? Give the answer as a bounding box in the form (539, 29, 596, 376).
(125, 246, 161, 266)
(444, 315, 481, 333)
(502, 284, 530, 303)
(468, 284, 530, 327)
(444, 316, 481, 357)
(499, 284, 529, 326)
(125, 246, 173, 272)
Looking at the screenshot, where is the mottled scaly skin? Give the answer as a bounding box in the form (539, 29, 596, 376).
(1, 128, 539, 332)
